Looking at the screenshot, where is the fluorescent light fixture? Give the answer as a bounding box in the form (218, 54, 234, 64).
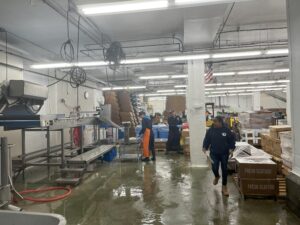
(250, 81, 276, 85)
(144, 92, 185, 97)
(102, 87, 112, 91)
(224, 82, 249, 86)
(128, 86, 146, 90)
(175, 85, 187, 88)
(175, 0, 230, 5)
(157, 89, 176, 93)
(266, 49, 289, 55)
(212, 51, 262, 59)
(31, 63, 72, 69)
(238, 70, 272, 75)
(214, 72, 236, 76)
(80, 0, 168, 15)
(207, 95, 226, 98)
(235, 86, 256, 89)
(77, 61, 109, 67)
(148, 97, 167, 101)
(263, 88, 285, 91)
(163, 54, 210, 62)
(205, 88, 214, 91)
(205, 84, 219, 87)
(121, 57, 161, 64)
(112, 87, 125, 90)
(277, 80, 290, 83)
(139, 75, 169, 80)
(215, 87, 236, 90)
(171, 74, 188, 79)
(273, 68, 290, 73)
(238, 93, 253, 96)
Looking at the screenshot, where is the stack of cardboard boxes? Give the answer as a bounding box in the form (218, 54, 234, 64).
(165, 96, 186, 114)
(117, 91, 139, 137)
(279, 131, 293, 170)
(261, 125, 292, 157)
(104, 91, 121, 125)
(236, 157, 278, 197)
(239, 111, 273, 129)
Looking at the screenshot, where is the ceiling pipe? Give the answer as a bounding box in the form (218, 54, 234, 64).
(213, 2, 235, 48)
(42, 0, 111, 48)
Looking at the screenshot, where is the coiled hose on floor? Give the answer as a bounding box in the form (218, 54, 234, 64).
(15, 186, 72, 203)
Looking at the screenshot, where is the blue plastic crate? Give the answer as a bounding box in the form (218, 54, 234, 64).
(103, 148, 117, 162)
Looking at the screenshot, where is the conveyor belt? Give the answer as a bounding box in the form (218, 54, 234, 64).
(67, 145, 115, 164)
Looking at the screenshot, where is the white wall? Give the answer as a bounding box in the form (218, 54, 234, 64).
(207, 95, 253, 112)
(260, 92, 286, 109)
(147, 98, 166, 114)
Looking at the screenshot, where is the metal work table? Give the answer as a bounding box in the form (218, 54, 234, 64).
(67, 145, 115, 164)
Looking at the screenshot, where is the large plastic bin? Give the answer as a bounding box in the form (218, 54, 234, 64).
(0, 211, 66, 225)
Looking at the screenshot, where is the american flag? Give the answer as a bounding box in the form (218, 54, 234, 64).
(205, 63, 214, 83)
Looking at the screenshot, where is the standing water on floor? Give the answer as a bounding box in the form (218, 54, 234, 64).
(15, 154, 300, 225)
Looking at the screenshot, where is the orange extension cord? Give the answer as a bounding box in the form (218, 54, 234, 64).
(16, 186, 72, 203)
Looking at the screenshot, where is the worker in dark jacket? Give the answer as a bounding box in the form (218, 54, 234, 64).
(203, 116, 236, 196)
(166, 111, 181, 154)
(139, 111, 155, 162)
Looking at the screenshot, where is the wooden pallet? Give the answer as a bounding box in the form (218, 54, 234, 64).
(277, 175, 287, 198)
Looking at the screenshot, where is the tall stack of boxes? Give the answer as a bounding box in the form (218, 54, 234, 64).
(117, 91, 139, 137)
(279, 131, 293, 171)
(239, 111, 273, 129)
(236, 158, 278, 197)
(260, 125, 292, 174)
(165, 96, 186, 114)
(104, 91, 121, 125)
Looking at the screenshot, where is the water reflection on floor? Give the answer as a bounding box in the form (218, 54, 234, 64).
(16, 154, 300, 225)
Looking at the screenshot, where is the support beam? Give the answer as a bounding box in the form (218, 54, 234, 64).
(286, 0, 300, 218)
(186, 60, 207, 167)
(287, 0, 300, 175)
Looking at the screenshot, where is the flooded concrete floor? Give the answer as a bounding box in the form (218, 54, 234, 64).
(16, 154, 300, 225)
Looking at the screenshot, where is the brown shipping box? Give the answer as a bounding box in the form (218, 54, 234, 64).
(166, 96, 186, 113)
(239, 179, 277, 196)
(271, 138, 282, 158)
(237, 158, 277, 179)
(269, 125, 292, 139)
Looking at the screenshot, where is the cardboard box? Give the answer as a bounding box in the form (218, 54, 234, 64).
(166, 96, 186, 113)
(239, 179, 277, 196)
(237, 157, 277, 179)
(271, 138, 282, 158)
(269, 125, 292, 139)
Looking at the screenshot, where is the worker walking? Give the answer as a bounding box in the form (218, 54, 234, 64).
(203, 116, 236, 196)
(139, 111, 155, 162)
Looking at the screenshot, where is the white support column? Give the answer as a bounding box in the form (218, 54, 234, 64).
(287, 0, 300, 175)
(186, 60, 207, 167)
(252, 92, 261, 111)
(286, 84, 291, 126)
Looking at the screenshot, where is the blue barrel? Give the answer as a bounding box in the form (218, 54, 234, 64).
(158, 125, 169, 139)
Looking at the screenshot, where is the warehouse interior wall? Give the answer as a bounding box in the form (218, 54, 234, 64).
(0, 50, 104, 157)
(260, 92, 287, 109)
(147, 99, 166, 114)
